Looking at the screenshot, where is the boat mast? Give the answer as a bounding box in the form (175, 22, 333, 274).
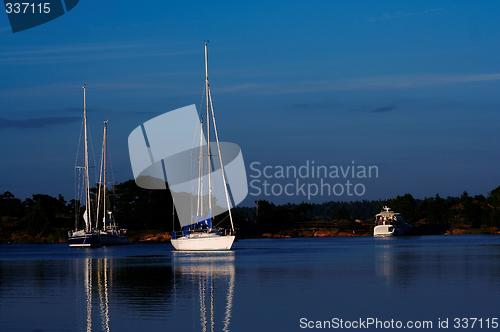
(103, 120, 108, 229)
(205, 41, 212, 220)
(204, 42, 235, 233)
(83, 84, 91, 232)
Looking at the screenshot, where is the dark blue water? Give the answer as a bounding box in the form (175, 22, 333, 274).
(1, 235, 499, 331)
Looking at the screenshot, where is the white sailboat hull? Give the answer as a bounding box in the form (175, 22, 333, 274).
(171, 234, 235, 251)
(373, 224, 411, 237)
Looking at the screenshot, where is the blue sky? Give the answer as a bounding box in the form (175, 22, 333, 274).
(1, 1, 500, 206)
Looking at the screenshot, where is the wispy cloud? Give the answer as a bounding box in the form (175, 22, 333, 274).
(0, 26, 11, 34)
(215, 83, 261, 94)
(0, 116, 80, 129)
(217, 72, 500, 96)
(372, 106, 396, 113)
(0, 41, 198, 65)
(3, 71, 499, 102)
(352, 105, 397, 113)
(368, 8, 444, 22)
(0, 80, 192, 100)
(295, 103, 328, 109)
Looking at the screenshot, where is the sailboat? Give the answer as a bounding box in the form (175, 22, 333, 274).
(170, 41, 236, 251)
(97, 120, 128, 245)
(68, 84, 101, 247)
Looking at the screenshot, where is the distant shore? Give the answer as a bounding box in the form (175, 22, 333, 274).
(1, 223, 498, 244)
(260, 226, 500, 238)
(0, 228, 175, 244)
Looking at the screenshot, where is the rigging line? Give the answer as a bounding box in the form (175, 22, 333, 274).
(74, 116, 85, 229)
(74, 169, 77, 228)
(190, 82, 208, 220)
(172, 190, 176, 234)
(75, 116, 84, 167)
(208, 88, 235, 232)
(86, 126, 100, 230)
(75, 169, 83, 229)
(213, 214, 230, 228)
(88, 128, 97, 184)
(198, 83, 206, 118)
(192, 85, 205, 154)
(96, 124, 106, 229)
(196, 117, 205, 217)
(197, 43, 207, 117)
(192, 82, 207, 157)
(107, 143, 116, 216)
(190, 119, 202, 220)
(190, 83, 208, 220)
(101, 122, 116, 215)
(78, 171, 86, 229)
(105, 140, 114, 186)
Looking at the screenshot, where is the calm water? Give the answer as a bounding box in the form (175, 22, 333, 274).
(1, 235, 500, 331)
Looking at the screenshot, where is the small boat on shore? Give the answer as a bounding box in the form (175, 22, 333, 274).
(373, 206, 411, 237)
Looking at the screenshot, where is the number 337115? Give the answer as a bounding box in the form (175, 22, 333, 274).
(5, 3, 51, 14)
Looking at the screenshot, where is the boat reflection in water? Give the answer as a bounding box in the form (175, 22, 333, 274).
(76, 258, 111, 332)
(172, 251, 235, 332)
(374, 240, 427, 289)
(374, 245, 395, 286)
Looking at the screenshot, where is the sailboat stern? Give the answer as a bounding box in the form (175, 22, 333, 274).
(68, 230, 101, 247)
(171, 234, 235, 251)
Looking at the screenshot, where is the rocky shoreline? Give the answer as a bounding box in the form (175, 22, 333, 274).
(260, 221, 499, 238)
(1, 224, 498, 244)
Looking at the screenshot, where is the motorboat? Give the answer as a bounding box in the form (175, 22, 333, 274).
(374, 206, 411, 237)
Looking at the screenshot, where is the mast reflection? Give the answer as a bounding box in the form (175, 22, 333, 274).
(97, 259, 110, 332)
(76, 258, 111, 332)
(172, 251, 235, 332)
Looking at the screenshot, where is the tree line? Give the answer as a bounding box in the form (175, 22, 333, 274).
(0, 178, 236, 240)
(239, 185, 500, 235)
(0, 179, 177, 240)
(1, 181, 500, 241)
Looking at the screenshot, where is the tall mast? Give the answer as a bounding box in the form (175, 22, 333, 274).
(103, 120, 108, 228)
(205, 41, 212, 217)
(204, 42, 235, 233)
(83, 84, 91, 232)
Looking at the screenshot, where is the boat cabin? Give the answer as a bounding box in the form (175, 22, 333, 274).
(375, 206, 405, 226)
